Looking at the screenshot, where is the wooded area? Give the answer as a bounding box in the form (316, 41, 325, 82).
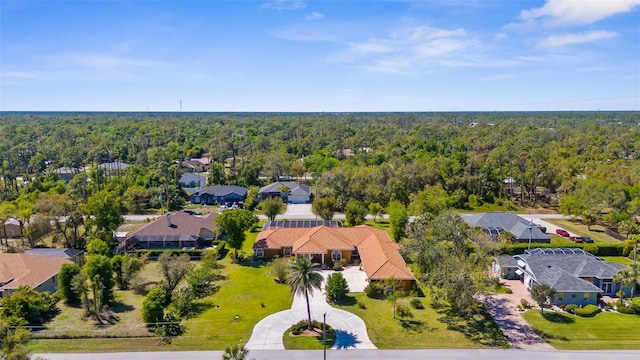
(0, 111, 639, 249)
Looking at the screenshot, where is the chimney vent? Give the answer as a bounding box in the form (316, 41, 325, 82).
(167, 214, 172, 227)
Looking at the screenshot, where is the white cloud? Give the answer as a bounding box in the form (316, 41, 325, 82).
(520, 0, 640, 26)
(262, 0, 305, 10)
(306, 12, 324, 20)
(338, 25, 479, 73)
(539, 30, 618, 47)
(43, 53, 166, 69)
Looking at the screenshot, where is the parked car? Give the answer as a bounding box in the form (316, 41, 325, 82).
(570, 236, 584, 243)
(582, 236, 593, 243)
(556, 228, 570, 237)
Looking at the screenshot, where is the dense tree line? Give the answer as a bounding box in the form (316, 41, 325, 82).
(0, 112, 638, 242)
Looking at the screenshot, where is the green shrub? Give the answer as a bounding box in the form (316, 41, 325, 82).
(290, 319, 327, 335)
(396, 304, 413, 318)
(410, 298, 424, 309)
(325, 272, 349, 303)
(142, 287, 165, 323)
(565, 304, 578, 314)
(617, 305, 639, 314)
(520, 298, 530, 308)
(574, 304, 601, 317)
(357, 301, 367, 309)
(325, 258, 334, 269)
(332, 263, 343, 271)
(364, 282, 384, 299)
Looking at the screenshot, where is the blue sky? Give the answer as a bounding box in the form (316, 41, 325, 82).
(1, 0, 639, 111)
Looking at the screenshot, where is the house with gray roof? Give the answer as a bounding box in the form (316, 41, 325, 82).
(258, 181, 311, 204)
(179, 173, 207, 189)
(25, 248, 85, 266)
(461, 212, 551, 244)
(189, 185, 248, 205)
(510, 248, 630, 305)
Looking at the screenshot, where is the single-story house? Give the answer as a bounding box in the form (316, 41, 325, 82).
(99, 161, 130, 174)
(179, 173, 207, 189)
(0, 253, 71, 298)
(181, 160, 207, 173)
(461, 212, 551, 243)
(25, 248, 85, 266)
(500, 248, 631, 306)
(54, 166, 86, 182)
(120, 211, 217, 251)
(258, 181, 312, 204)
(2, 218, 22, 238)
(253, 224, 415, 291)
(189, 185, 248, 205)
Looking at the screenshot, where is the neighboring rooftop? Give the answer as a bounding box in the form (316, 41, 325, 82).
(129, 211, 217, 237)
(258, 181, 311, 196)
(461, 212, 551, 242)
(191, 185, 248, 198)
(0, 253, 71, 292)
(25, 247, 84, 260)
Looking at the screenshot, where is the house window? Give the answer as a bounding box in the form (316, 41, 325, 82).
(255, 249, 264, 258)
(332, 249, 342, 262)
(283, 247, 291, 257)
(193, 196, 200, 203)
(584, 292, 590, 301)
(557, 292, 564, 299)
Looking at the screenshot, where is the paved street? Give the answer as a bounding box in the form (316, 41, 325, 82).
(35, 349, 640, 360)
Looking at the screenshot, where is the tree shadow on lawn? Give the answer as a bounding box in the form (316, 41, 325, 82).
(437, 307, 509, 348)
(542, 312, 574, 324)
(110, 301, 135, 314)
(398, 319, 435, 332)
(335, 295, 357, 307)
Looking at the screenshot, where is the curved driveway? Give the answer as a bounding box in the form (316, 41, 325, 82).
(245, 270, 376, 350)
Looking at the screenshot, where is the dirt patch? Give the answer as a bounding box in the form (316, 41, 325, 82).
(289, 328, 324, 337)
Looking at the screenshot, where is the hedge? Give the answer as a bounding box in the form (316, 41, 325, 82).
(499, 243, 624, 257)
(573, 304, 601, 317)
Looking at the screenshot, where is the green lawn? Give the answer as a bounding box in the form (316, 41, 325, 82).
(334, 293, 507, 349)
(544, 219, 621, 244)
(522, 310, 640, 349)
(29, 226, 293, 352)
(601, 256, 633, 266)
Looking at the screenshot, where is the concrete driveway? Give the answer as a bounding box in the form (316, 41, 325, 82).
(245, 269, 376, 350)
(485, 280, 553, 350)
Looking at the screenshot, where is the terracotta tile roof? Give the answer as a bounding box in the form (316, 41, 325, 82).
(129, 211, 217, 237)
(253, 225, 414, 281)
(356, 231, 414, 280)
(0, 254, 71, 291)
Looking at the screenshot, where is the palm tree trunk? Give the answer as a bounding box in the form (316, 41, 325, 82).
(305, 289, 312, 330)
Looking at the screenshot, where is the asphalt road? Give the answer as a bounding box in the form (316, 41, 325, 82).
(35, 349, 640, 360)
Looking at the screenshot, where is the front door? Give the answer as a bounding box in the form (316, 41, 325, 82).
(601, 281, 613, 295)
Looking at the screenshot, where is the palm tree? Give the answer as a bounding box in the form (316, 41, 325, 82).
(287, 256, 323, 330)
(614, 263, 640, 303)
(221, 344, 249, 360)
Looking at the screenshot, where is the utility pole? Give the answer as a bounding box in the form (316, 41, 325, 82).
(528, 218, 533, 250)
(323, 312, 327, 360)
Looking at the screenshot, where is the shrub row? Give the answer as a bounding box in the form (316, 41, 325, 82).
(617, 304, 640, 314)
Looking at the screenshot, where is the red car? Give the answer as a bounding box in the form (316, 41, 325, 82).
(570, 236, 584, 243)
(556, 228, 570, 237)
